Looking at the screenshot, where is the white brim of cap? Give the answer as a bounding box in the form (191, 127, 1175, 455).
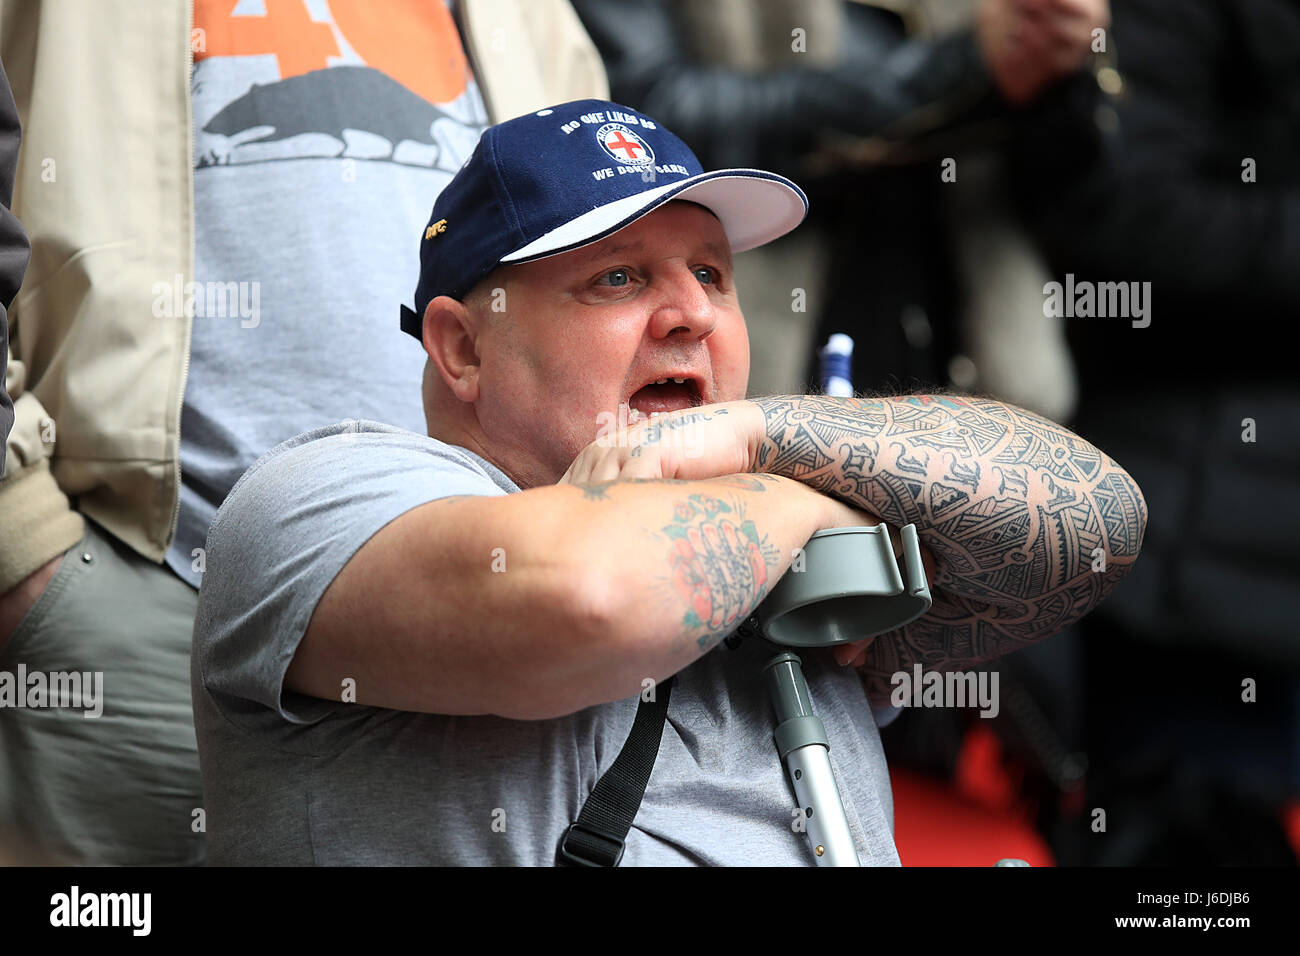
(498, 168, 808, 264)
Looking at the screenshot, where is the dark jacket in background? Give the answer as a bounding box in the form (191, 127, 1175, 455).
(1012, 0, 1300, 384)
(570, 0, 994, 176)
(1009, 0, 1300, 665)
(0, 57, 30, 473)
(1002, 0, 1298, 867)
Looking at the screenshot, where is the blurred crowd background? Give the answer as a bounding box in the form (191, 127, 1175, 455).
(2, 0, 1297, 866)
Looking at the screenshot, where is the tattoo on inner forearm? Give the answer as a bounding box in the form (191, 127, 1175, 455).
(662, 493, 779, 651)
(570, 476, 782, 653)
(753, 394, 1147, 686)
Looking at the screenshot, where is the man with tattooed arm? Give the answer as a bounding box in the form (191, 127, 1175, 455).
(191, 100, 1145, 866)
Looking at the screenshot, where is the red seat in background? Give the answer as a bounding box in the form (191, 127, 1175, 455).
(890, 722, 1055, 867)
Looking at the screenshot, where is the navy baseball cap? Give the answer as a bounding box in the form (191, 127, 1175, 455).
(399, 98, 808, 340)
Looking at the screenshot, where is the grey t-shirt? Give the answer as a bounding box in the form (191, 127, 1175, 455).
(191, 421, 901, 866)
(166, 3, 489, 589)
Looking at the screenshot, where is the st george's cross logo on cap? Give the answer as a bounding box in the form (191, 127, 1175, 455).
(596, 122, 654, 167)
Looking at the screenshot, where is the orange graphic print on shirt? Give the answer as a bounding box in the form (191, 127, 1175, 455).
(192, 0, 484, 170)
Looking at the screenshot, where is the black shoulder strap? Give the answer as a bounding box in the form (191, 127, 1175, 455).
(556, 675, 674, 866)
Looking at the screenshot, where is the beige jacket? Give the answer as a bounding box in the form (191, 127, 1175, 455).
(0, 0, 607, 591)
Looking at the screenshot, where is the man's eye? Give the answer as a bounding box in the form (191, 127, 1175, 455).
(597, 269, 631, 287)
(694, 267, 718, 285)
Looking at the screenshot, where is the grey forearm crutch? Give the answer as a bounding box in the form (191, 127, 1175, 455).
(753, 523, 932, 866)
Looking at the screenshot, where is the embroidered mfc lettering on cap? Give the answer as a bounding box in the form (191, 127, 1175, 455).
(399, 98, 809, 340)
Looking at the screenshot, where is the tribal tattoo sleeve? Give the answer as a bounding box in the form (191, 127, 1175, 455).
(751, 394, 1147, 701)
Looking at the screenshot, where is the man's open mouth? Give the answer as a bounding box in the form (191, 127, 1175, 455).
(627, 376, 703, 416)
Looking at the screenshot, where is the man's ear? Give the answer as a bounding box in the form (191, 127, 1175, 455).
(422, 295, 481, 403)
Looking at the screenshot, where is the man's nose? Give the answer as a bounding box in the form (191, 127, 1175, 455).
(647, 264, 717, 340)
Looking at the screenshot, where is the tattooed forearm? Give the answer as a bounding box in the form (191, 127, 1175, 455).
(571, 476, 784, 653)
(661, 493, 780, 651)
(751, 394, 1147, 688)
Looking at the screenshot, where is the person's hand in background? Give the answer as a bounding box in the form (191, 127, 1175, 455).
(977, 0, 1110, 105)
